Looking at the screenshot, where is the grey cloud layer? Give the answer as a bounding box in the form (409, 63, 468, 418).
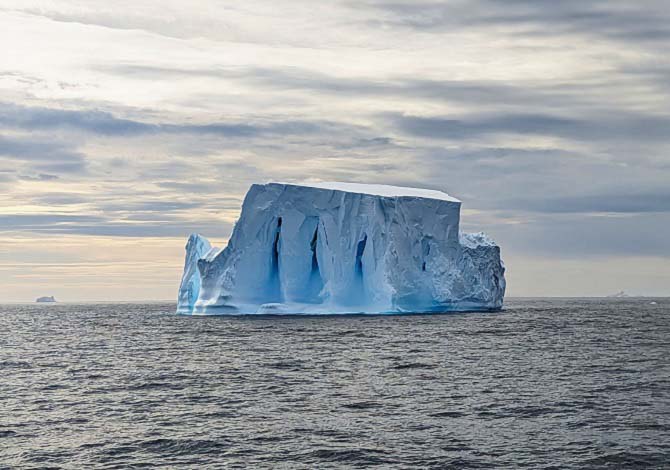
(0, 102, 333, 137)
(389, 112, 670, 143)
(0, 135, 88, 175)
(0, 213, 231, 238)
(368, 0, 670, 45)
(102, 64, 649, 111)
(509, 192, 670, 214)
(97, 64, 670, 148)
(14, 1, 670, 47)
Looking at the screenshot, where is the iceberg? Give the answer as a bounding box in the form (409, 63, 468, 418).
(177, 233, 213, 309)
(177, 182, 505, 314)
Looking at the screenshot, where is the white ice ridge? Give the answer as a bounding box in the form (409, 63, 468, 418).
(178, 182, 505, 315)
(283, 181, 461, 203)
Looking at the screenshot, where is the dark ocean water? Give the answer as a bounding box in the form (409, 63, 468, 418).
(1, 298, 669, 469)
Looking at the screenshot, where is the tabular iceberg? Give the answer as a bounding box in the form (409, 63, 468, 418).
(177, 182, 505, 314)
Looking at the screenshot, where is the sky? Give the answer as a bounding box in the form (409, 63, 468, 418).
(1, 0, 669, 301)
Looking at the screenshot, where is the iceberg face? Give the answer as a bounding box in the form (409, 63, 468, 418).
(178, 233, 212, 310)
(177, 182, 505, 314)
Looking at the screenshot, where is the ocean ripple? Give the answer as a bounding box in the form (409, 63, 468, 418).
(1, 298, 669, 468)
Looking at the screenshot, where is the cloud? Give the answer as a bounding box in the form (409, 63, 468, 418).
(33, 221, 233, 238)
(0, 211, 233, 238)
(480, 212, 670, 259)
(508, 191, 670, 214)
(21, 0, 670, 48)
(0, 134, 88, 174)
(0, 172, 15, 185)
(0, 135, 84, 162)
(366, 0, 670, 45)
(98, 64, 601, 111)
(8, 5, 245, 43)
(19, 173, 60, 181)
(99, 200, 203, 213)
(0, 102, 342, 138)
(388, 112, 670, 143)
(0, 103, 155, 136)
(0, 214, 104, 229)
(29, 193, 87, 205)
(390, 113, 578, 139)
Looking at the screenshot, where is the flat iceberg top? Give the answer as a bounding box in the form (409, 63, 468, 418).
(271, 181, 461, 203)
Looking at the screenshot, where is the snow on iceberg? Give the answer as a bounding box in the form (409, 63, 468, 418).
(177, 182, 505, 314)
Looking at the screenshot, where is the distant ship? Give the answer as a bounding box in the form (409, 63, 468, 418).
(36, 296, 57, 303)
(606, 291, 629, 298)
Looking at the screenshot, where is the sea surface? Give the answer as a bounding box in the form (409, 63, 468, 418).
(1, 298, 669, 469)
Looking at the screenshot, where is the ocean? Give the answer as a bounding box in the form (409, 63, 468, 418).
(1, 298, 669, 469)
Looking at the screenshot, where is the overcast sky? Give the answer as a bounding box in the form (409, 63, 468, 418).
(1, 0, 669, 301)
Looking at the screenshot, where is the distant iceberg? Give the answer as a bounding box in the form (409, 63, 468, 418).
(36, 296, 57, 303)
(607, 291, 630, 298)
(178, 182, 505, 314)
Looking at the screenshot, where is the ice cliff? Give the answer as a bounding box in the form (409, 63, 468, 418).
(177, 182, 505, 314)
